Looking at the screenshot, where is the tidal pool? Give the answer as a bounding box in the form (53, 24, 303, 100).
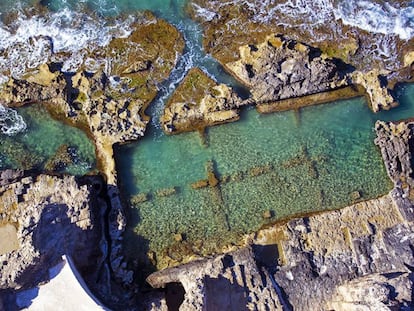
(0, 104, 96, 175)
(116, 84, 414, 270)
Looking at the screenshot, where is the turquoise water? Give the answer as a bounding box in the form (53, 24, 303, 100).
(117, 84, 414, 269)
(0, 0, 413, 272)
(0, 104, 96, 175)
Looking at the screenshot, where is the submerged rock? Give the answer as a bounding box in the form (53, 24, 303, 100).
(147, 193, 414, 310)
(143, 118, 414, 310)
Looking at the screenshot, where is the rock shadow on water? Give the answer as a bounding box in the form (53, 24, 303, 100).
(122, 200, 157, 289)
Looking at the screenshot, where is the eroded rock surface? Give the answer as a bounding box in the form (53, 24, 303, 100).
(225, 35, 350, 104)
(189, 1, 413, 113)
(161, 68, 244, 134)
(0, 171, 104, 290)
(0, 14, 184, 185)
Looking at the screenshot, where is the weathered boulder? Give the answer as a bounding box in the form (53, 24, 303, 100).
(352, 70, 398, 111)
(161, 68, 243, 134)
(225, 35, 350, 104)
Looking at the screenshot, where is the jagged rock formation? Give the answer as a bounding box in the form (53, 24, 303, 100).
(144, 119, 414, 310)
(189, 0, 414, 81)
(352, 70, 398, 112)
(0, 171, 104, 290)
(147, 247, 283, 310)
(225, 35, 349, 103)
(189, 1, 414, 112)
(146, 193, 414, 310)
(161, 68, 244, 134)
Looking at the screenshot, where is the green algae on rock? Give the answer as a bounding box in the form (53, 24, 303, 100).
(161, 68, 244, 134)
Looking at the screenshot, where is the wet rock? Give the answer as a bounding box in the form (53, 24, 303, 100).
(189, 1, 414, 80)
(44, 144, 75, 172)
(161, 68, 243, 134)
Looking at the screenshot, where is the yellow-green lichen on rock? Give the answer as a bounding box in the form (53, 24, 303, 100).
(161, 68, 243, 134)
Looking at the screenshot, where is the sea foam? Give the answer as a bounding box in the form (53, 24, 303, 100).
(334, 0, 414, 40)
(0, 8, 133, 81)
(0, 104, 26, 136)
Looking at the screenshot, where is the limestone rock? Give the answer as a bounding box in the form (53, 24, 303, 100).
(145, 193, 414, 310)
(0, 65, 66, 107)
(225, 35, 350, 104)
(375, 121, 414, 197)
(147, 247, 284, 310)
(0, 171, 103, 290)
(161, 68, 243, 134)
(0, 14, 185, 186)
(404, 51, 414, 68)
(352, 70, 398, 112)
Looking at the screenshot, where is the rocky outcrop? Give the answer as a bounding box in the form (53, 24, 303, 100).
(0, 14, 185, 185)
(161, 68, 244, 134)
(352, 70, 398, 112)
(0, 64, 66, 107)
(148, 247, 283, 310)
(0, 171, 104, 290)
(375, 120, 414, 205)
(189, 1, 414, 113)
(189, 0, 414, 80)
(0, 16, 185, 293)
(225, 35, 350, 104)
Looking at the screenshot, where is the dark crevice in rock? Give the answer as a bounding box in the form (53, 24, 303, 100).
(165, 282, 185, 311)
(267, 271, 293, 311)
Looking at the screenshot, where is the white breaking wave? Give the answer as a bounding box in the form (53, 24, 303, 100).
(0, 104, 26, 135)
(334, 0, 414, 40)
(0, 8, 133, 81)
(193, 0, 414, 40)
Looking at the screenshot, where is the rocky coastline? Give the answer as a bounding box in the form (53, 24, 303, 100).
(0, 2, 414, 310)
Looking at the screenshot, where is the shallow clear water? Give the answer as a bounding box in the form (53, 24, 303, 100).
(117, 86, 414, 267)
(0, 104, 95, 175)
(0, 0, 413, 272)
